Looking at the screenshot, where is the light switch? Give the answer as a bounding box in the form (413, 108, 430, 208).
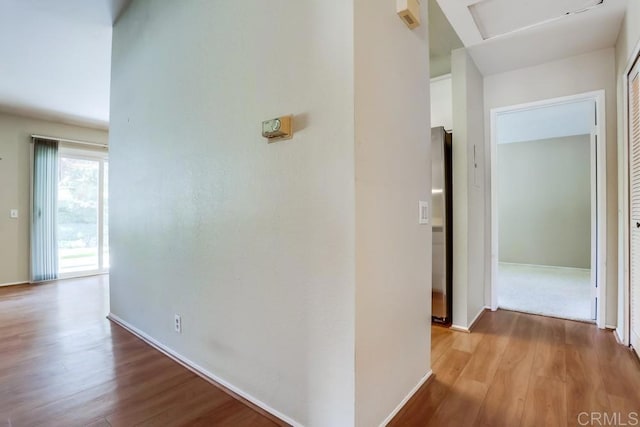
(10, 209, 18, 219)
(419, 201, 429, 225)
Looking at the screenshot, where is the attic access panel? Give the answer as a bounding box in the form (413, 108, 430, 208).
(469, 0, 604, 40)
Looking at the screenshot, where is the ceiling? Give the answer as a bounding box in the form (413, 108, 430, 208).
(0, 0, 129, 129)
(436, 0, 628, 75)
(2, 1, 627, 126)
(497, 100, 595, 144)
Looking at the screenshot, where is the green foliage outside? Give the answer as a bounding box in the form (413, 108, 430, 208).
(57, 157, 99, 249)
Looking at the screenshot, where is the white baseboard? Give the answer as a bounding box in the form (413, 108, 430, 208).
(498, 262, 590, 273)
(605, 324, 617, 330)
(107, 313, 300, 427)
(0, 281, 28, 288)
(469, 307, 488, 330)
(614, 328, 627, 346)
(380, 370, 433, 426)
(451, 307, 488, 333)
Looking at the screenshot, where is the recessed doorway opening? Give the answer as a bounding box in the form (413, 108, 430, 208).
(490, 91, 607, 327)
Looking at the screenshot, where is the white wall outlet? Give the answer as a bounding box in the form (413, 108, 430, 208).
(174, 314, 182, 333)
(419, 201, 429, 224)
(10, 209, 18, 219)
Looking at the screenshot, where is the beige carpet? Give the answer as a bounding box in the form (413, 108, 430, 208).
(497, 262, 593, 322)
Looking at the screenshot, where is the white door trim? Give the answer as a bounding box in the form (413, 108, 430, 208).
(620, 39, 640, 348)
(489, 90, 607, 329)
(590, 125, 598, 321)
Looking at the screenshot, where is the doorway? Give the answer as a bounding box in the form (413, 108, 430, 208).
(57, 146, 109, 278)
(490, 91, 607, 327)
(627, 53, 640, 351)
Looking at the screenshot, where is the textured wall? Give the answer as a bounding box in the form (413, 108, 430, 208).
(498, 135, 591, 268)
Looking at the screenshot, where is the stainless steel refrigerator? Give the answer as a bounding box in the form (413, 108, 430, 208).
(431, 127, 453, 325)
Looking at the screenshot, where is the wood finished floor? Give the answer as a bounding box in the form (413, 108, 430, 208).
(391, 309, 640, 427)
(0, 276, 280, 427)
(4, 277, 640, 427)
(432, 291, 447, 320)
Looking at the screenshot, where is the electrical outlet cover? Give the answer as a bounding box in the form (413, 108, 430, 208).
(174, 314, 182, 333)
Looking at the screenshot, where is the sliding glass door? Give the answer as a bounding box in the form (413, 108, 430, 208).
(57, 149, 108, 277)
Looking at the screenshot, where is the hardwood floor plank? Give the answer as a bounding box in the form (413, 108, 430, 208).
(565, 343, 611, 425)
(178, 400, 280, 427)
(521, 376, 566, 427)
(532, 316, 566, 381)
(474, 314, 540, 427)
(594, 329, 640, 403)
(105, 378, 221, 426)
(458, 311, 518, 385)
(0, 342, 170, 417)
(7, 350, 195, 426)
(473, 309, 520, 336)
(564, 319, 595, 347)
(607, 395, 640, 425)
(431, 326, 457, 365)
(130, 378, 236, 427)
(450, 327, 484, 354)
(424, 377, 488, 427)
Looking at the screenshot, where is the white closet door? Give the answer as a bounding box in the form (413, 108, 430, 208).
(630, 59, 640, 351)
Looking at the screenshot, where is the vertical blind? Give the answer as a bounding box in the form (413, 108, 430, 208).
(31, 138, 59, 282)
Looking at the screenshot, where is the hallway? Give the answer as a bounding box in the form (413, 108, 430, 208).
(0, 276, 280, 426)
(390, 310, 640, 426)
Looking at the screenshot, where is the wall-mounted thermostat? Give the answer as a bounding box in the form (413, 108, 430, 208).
(397, 0, 421, 29)
(262, 115, 293, 142)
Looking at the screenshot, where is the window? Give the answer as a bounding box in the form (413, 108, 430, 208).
(57, 147, 108, 277)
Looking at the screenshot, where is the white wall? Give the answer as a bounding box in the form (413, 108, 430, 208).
(431, 75, 452, 130)
(111, 1, 432, 426)
(615, 0, 640, 341)
(354, 0, 431, 425)
(451, 48, 486, 328)
(0, 112, 107, 286)
(498, 135, 591, 269)
(497, 100, 594, 144)
(485, 48, 618, 326)
(110, 2, 355, 426)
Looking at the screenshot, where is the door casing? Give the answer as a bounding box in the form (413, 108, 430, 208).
(489, 90, 607, 328)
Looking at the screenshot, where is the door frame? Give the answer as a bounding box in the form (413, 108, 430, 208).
(621, 38, 640, 347)
(489, 90, 607, 329)
(57, 145, 109, 279)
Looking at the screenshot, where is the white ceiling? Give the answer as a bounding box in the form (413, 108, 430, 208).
(497, 100, 595, 144)
(436, 0, 628, 75)
(469, 0, 604, 40)
(0, 0, 129, 129)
